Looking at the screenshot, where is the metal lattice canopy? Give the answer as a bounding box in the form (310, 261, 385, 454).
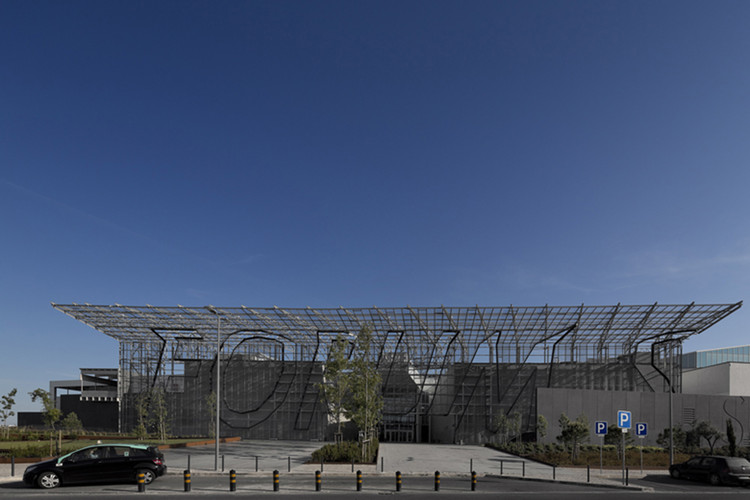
(52, 302, 742, 358)
(51, 301, 742, 443)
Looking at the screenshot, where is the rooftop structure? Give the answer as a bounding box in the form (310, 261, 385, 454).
(683, 344, 750, 369)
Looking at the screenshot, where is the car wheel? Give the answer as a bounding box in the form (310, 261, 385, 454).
(709, 473, 721, 486)
(137, 469, 156, 485)
(37, 471, 61, 489)
(670, 469, 680, 479)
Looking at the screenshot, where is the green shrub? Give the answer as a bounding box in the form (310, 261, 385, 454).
(1, 443, 54, 458)
(311, 439, 379, 463)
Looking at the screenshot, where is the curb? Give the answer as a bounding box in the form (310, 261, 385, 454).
(485, 473, 650, 491)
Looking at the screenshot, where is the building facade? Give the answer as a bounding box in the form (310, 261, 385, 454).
(54, 302, 741, 444)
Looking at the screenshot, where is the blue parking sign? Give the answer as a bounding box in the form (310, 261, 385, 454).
(595, 421, 608, 436)
(617, 410, 631, 429)
(636, 422, 647, 437)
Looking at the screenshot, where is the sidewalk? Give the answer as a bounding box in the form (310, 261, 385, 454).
(0, 442, 660, 490)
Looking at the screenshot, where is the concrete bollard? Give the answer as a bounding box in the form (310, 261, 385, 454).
(396, 471, 402, 492)
(137, 472, 146, 493)
(273, 470, 279, 491)
(471, 470, 477, 491)
(184, 470, 191, 492)
(315, 470, 321, 491)
(229, 469, 236, 492)
(356, 470, 362, 491)
(434, 471, 440, 491)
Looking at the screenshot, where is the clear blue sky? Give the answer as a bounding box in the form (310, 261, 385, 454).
(2, 0, 749, 420)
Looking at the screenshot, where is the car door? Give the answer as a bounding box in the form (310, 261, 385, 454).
(696, 457, 716, 482)
(60, 447, 107, 484)
(91, 446, 130, 482)
(682, 457, 703, 480)
(101, 446, 139, 482)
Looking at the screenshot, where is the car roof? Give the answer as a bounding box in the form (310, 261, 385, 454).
(58, 443, 156, 461)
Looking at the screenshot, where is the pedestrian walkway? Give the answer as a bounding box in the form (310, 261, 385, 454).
(163, 440, 324, 474)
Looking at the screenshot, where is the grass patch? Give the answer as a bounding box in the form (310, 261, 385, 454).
(487, 442, 692, 467)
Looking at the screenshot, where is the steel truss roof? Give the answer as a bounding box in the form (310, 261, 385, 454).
(52, 302, 741, 350)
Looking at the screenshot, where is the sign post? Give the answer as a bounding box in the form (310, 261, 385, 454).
(617, 411, 632, 485)
(636, 423, 647, 473)
(595, 421, 608, 473)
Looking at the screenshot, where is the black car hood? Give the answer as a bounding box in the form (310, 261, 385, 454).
(26, 458, 59, 468)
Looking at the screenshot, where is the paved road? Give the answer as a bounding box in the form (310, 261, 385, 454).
(2, 474, 749, 499)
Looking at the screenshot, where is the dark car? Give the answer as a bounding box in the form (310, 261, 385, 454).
(669, 455, 750, 486)
(23, 443, 166, 489)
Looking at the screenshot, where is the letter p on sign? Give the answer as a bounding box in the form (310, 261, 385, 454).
(617, 410, 631, 429)
(595, 421, 607, 435)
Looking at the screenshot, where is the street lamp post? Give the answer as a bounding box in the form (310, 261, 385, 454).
(209, 307, 221, 471)
(650, 334, 690, 467)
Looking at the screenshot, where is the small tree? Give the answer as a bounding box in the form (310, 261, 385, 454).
(317, 334, 352, 443)
(536, 414, 548, 441)
(727, 419, 738, 457)
(29, 388, 61, 430)
(605, 425, 635, 459)
(493, 411, 522, 445)
(694, 420, 722, 454)
(493, 413, 509, 445)
(61, 412, 83, 437)
(509, 412, 521, 443)
(206, 391, 217, 439)
(0, 388, 17, 439)
(346, 325, 383, 438)
(149, 388, 169, 443)
(134, 391, 149, 440)
(346, 325, 383, 462)
(557, 413, 589, 460)
(656, 426, 686, 453)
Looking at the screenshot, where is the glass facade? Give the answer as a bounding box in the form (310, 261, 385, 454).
(682, 345, 750, 369)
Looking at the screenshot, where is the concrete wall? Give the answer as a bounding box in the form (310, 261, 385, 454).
(537, 387, 750, 447)
(683, 364, 731, 396)
(683, 363, 750, 397)
(729, 364, 750, 396)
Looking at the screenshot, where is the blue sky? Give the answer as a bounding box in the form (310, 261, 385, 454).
(2, 0, 749, 420)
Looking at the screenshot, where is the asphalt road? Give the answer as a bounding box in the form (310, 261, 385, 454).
(2, 473, 750, 499)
